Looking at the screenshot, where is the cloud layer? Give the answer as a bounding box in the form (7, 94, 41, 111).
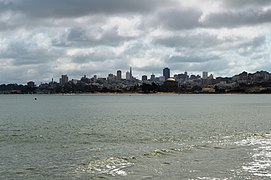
(1, 0, 271, 83)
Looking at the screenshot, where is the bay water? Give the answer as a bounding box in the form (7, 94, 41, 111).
(1, 94, 271, 179)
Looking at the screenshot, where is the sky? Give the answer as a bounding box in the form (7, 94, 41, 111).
(1, 0, 271, 84)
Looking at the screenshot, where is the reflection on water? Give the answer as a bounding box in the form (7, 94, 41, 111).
(237, 133, 271, 178)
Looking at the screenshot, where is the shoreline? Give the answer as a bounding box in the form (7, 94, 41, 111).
(2, 92, 270, 95)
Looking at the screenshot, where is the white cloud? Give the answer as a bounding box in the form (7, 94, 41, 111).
(0, 0, 271, 84)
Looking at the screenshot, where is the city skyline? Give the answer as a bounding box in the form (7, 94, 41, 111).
(1, 1, 271, 84)
(2, 65, 271, 85)
(1, 63, 215, 85)
(2, 69, 271, 95)
(47, 66, 204, 84)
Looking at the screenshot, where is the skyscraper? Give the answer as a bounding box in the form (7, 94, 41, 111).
(117, 70, 122, 80)
(130, 67, 133, 80)
(59, 75, 68, 85)
(151, 74, 155, 81)
(163, 67, 170, 80)
(202, 72, 208, 79)
(126, 71, 131, 80)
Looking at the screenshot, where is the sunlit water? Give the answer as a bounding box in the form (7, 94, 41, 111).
(1, 94, 271, 179)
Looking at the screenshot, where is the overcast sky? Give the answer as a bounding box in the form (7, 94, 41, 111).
(1, 0, 271, 84)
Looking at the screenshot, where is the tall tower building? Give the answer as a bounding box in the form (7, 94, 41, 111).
(126, 71, 131, 80)
(130, 67, 133, 80)
(151, 74, 155, 81)
(163, 67, 170, 80)
(117, 70, 122, 80)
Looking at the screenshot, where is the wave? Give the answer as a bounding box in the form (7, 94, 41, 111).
(76, 131, 271, 178)
(76, 157, 133, 177)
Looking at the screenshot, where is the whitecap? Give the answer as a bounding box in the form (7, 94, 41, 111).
(76, 157, 133, 177)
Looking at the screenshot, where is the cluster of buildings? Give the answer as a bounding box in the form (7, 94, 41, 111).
(2, 67, 271, 94)
(58, 67, 211, 86)
(39, 68, 271, 93)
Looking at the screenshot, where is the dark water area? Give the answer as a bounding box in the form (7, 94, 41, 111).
(1, 94, 271, 179)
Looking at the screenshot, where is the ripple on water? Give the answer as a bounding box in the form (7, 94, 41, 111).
(76, 157, 133, 177)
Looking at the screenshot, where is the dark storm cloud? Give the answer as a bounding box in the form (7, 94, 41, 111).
(221, 0, 271, 8)
(1, 0, 171, 18)
(135, 66, 165, 74)
(0, 41, 61, 66)
(153, 8, 202, 30)
(243, 35, 267, 48)
(0, 1, 12, 11)
(123, 41, 151, 57)
(154, 34, 221, 49)
(71, 55, 93, 64)
(64, 26, 133, 47)
(154, 33, 267, 51)
(237, 36, 267, 57)
(71, 51, 117, 64)
(167, 55, 220, 63)
(204, 8, 271, 28)
(145, 1, 271, 31)
(168, 58, 230, 73)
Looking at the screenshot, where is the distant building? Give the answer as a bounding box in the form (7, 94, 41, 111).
(159, 76, 165, 82)
(142, 75, 147, 81)
(117, 70, 122, 80)
(175, 72, 188, 81)
(162, 78, 178, 92)
(151, 74, 155, 81)
(202, 72, 208, 79)
(163, 67, 170, 80)
(59, 75, 68, 85)
(190, 74, 200, 80)
(27, 81, 35, 87)
(208, 74, 214, 80)
(93, 75, 97, 82)
(126, 71, 131, 80)
(81, 75, 91, 84)
(107, 74, 115, 81)
(71, 79, 79, 84)
(130, 67, 133, 80)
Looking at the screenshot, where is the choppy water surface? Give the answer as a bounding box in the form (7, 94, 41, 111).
(1, 94, 271, 179)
